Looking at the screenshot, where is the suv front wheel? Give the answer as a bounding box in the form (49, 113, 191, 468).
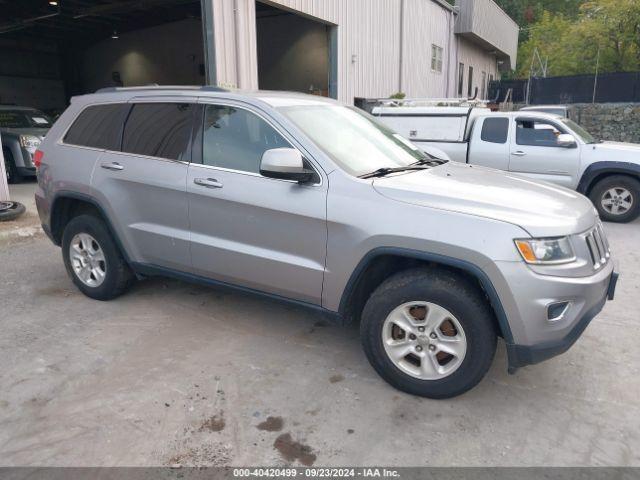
(62, 214, 134, 300)
(360, 268, 497, 399)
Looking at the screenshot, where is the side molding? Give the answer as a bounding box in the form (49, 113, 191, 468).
(338, 247, 514, 344)
(577, 161, 640, 195)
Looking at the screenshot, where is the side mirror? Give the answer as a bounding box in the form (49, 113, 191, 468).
(260, 148, 315, 183)
(557, 133, 577, 148)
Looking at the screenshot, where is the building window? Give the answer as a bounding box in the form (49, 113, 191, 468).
(458, 63, 464, 96)
(467, 66, 474, 98)
(481, 71, 487, 99)
(431, 45, 443, 73)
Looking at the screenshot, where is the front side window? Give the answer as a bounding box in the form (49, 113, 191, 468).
(516, 119, 565, 147)
(122, 103, 194, 161)
(279, 104, 427, 178)
(202, 105, 290, 174)
(481, 118, 509, 144)
(431, 45, 443, 73)
(64, 104, 128, 150)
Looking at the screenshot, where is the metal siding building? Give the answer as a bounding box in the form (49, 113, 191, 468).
(203, 0, 518, 104)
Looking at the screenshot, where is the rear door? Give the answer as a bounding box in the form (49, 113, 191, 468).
(91, 98, 196, 271)
(508, 117, 580, 188)
(468, 116, 511, 170)
(186, 100, 327, 305)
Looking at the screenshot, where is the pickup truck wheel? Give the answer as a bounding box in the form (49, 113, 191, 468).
(590, 175, 640, 223)
(62, 214, 134, 300)
(360, 268, 497, 399)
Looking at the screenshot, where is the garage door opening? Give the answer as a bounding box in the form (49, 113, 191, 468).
(0, 0, 205, 115)
(256, 1, 337, 98)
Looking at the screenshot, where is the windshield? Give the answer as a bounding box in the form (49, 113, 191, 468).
(0, 110, 52, 129)
(561, 118, 596, 144)
(278, 105, 428, 177)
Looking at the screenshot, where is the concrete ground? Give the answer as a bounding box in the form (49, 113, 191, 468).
(1, 180, 639, 467)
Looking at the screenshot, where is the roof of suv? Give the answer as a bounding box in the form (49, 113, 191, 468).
(75, 86, 338, 108)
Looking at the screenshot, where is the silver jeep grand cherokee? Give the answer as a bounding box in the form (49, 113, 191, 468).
(35, 87, 618, 398)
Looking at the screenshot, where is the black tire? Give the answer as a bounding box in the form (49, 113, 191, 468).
(0, 201, 26, 222)
(589, 175, 640, 223)
(3, 149, 23, 184)
(360, 268, 497, 399)
(61, 214, 134, 300)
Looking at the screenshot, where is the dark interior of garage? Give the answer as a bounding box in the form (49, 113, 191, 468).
(0, 0, 204, 115)
(256, 1, 333, 97)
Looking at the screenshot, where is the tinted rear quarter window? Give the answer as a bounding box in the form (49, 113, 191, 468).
(122, 103, 195, 161)
(480, 117, 509, 144)
(64, 104, 129, 150)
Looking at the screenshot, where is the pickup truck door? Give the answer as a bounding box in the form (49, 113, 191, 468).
(467, 116, 511, 170)
(186, 101, 328, 305)
(508, 117, 580, 188)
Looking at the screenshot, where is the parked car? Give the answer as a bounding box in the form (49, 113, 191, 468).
(35, 87, 617, 398)
(520, 104, 570, 118)
(1, 105, 52, 183)
(374, 104, 640, 223)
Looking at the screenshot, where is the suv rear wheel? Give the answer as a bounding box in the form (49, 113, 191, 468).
(360, 268, 497, 399)
(589, 175, 640, 223)
(62, 214, 134, 300)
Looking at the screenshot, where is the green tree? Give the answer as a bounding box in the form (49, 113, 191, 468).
(515, 0, 640, 77)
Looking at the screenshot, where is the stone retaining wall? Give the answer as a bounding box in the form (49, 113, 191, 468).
(514, 103, 640, 143)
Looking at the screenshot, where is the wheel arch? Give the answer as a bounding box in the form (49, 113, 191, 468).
(337, 247, 514, 344)
(577, 162, 640, 196)
(49, 191, 131, 264)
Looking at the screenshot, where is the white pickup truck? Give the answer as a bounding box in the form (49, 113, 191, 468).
(373, 104, 640, 223)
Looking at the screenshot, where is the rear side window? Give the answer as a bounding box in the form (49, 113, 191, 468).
(480, 117, 509, 144)
(122, 103, 195, 161)
(64, 104, 128, 150)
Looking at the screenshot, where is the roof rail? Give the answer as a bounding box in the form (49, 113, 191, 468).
(94, 85, 228, 94)
(373, 97, 488, 108)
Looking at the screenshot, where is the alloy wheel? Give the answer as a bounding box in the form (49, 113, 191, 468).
(601, 187, 633, 215)
(381, 301, 467, 380)
(69, 232, 107, 287)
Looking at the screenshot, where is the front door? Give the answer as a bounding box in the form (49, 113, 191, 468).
(187, 102, 327, 305)
(508, 117, 580, 189)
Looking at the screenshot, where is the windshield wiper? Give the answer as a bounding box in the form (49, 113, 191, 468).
(411, 157, 448, 167)
(359, 165, 429, 179)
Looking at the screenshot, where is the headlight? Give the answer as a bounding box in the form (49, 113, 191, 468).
(514, 237, 575, 264)
(20, 135, 42, 154)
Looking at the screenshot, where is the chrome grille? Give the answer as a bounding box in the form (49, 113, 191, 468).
(585, 223, 610, 269)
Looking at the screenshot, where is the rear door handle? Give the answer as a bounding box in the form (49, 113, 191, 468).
(100, 162, 124, 171)
(194, 177, 223, 189)
(511, 151, 526, 156)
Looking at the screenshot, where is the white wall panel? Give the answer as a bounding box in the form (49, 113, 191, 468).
(207, 0, 517, 103)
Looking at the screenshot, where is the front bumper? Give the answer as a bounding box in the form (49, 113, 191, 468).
(491, 260, 617, 372)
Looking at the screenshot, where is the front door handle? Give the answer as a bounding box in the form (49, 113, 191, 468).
(194, 177, 223, 189)
(101, 162, 124, 171)
(511, 151, 527, 157)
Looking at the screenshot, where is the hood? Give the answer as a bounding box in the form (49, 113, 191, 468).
(591, 141, 640, 159)
(373, 162, 597, 237)
(0, 127, 49, 138)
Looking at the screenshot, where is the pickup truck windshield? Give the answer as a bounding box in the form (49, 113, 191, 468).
(561, 118, 596, 144)
(278, 105, 427, 177)
(0, 110, 52, 129)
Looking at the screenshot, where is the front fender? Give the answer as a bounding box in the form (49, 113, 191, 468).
(578, 161, 640, 194)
